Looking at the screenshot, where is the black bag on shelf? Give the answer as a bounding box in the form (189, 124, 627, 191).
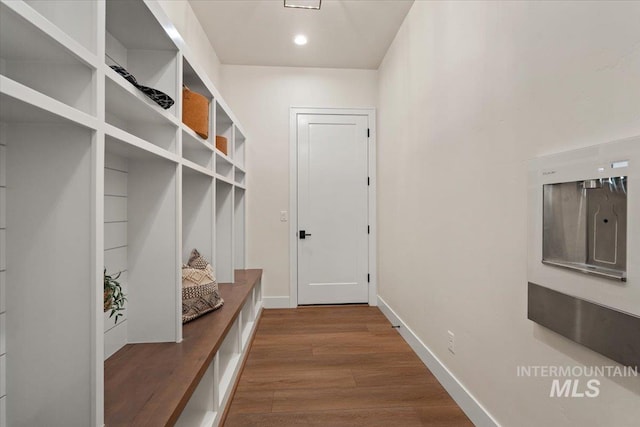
(110, 65, 175, 110)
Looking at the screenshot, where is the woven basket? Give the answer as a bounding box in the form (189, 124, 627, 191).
(182, 86, 209, 139)
(104, 289, 113, 312)
(215, 136, 228, 155)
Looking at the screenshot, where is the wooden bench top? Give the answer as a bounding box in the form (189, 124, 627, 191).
(104, 269, 263, 427)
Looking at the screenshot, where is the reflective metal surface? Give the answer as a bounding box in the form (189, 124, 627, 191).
(528, 282, 640, 368)
(582, 179, 602, 189)
(543, 177, 627, 281)
(541, 260, 626, 281)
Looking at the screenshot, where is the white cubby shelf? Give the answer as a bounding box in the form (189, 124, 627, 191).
(0, 1, 98, 115)
(1, 1, 252, 426)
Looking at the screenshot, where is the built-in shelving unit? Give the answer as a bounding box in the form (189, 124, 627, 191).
(0, 1, 252, 426)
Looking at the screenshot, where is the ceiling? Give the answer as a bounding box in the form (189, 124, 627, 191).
(188, 0, 414, 69)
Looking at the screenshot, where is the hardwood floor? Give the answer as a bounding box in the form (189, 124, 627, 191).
(224, 306, 473, 426)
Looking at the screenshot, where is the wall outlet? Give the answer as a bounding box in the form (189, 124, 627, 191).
(448, 330, 455, 354)
(280, 211, 288, 222)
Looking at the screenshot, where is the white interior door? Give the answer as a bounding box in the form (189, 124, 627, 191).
(297, 114, 369, 305)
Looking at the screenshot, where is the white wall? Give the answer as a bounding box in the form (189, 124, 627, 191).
(161, 1, 639, 422)
(157, 0, 222, 88)
(377, 1, 640, 426)
(220, 65, 377, 303)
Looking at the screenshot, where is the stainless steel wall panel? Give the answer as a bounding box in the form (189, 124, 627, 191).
(528, 282, 640, 368)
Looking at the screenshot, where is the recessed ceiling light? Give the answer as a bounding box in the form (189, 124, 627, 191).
(284, 0, 321, 10)
(294, 34, 308, 46)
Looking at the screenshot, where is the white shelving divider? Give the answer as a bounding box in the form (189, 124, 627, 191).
(234, 187, 246, 271)
(240, 296, 254, 351)
(215, 180, 234, 283)
(254, 280, 263, 316)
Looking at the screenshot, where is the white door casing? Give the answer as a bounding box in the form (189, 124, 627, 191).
(290, 108, 377, 306)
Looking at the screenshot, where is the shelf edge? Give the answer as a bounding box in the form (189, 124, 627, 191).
(0, 75, 99, 129)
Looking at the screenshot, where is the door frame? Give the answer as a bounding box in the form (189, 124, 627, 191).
(289, 107, 377, 308)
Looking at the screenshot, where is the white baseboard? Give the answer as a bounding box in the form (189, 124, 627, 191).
(377, 296, 499, 427)
(263, 296, 290, 309)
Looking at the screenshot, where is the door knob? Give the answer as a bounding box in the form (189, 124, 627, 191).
(299, 230, 312, 239)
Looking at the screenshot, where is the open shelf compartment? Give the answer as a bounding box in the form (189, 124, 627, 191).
(175, 359, 218, 427)
(105, 0, 178, 118)
(234, 187, 246, 272)
(104, 136, 179, 352)
(0, 1, 95, 115)
(215, 101, 233, 160)
(234, 168, 246, 186)
(234, 126, 245, 168)
(25, 0, 98, 54)
(2, 107, 96, 426)
(215, 180, 234, 283)
(182, 126, 214, 169)
(181, 58, 215, 169)
(217, 317, 241, 407)
(254, 279, 263, 315)
(215, 152, 234, 180)
(182, 166, 214, 265)
(105, 70, 178, 154)
(240, 297, 254, 351)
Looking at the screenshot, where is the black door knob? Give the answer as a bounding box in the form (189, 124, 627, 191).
(299, 230, 312, 239)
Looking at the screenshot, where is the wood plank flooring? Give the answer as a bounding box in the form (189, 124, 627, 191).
(224, 306, 473, 426)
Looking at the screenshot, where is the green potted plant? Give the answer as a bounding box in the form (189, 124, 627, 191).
(104, 268, 126, 324)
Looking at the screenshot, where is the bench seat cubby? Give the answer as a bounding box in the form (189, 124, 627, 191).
(104, 269, 262, 427)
